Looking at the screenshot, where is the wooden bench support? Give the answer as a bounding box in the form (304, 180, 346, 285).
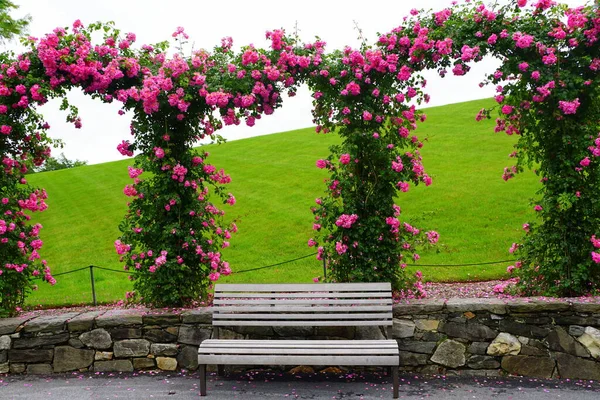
(198, 283, 399, 398)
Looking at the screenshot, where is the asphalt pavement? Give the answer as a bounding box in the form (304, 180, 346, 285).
(1, 370, 600, 399)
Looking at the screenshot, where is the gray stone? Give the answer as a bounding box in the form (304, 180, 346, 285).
(27, 364, 53, 375)
(0, 350, 6, 363)
(356, 326, 385, 340)
(143, 313, 180, 326)
(392, 319, 415, 338)
(520, 344, 549, 357)
(0, 317, 27, 335)
(79, 329, 113, 350)
(133, 357, 155, 369)
(10, 363, 25, 373)
(414, 319, 439, 331)
(430, 339, 466, 368)
(469, 342, 489, 355)
(235, 326, 275, 338)
(156, 356, 177, 371)
(53, 346, 94, 372)
(394, 300, 444, 316)
(546, 326, 589, 357)
(420, 332, 446, 342)
(571, 301, 600, 313)
(9, 349, 53, 363)
(215, 328, 244, 340)
(467, 355, 501, 369)
(96, 310, 143, 328)
(181, 309, 212, 324)
(0, 362, 8, 373)
(501, 355, 555, 378)
(144, 329, 178, 343)
(177, 345, 199, 371)
(419, 365, 446, 375)
(0, 335, 11, 350)
(553, 315, 594, 325)
(179, 325, 212, 345)
(23, 312, 81, 333)
(569, 325, 585, 337)
(109, 328, 142, 340)
(68, 338, 84, 349)
(507, 300, 570, 313)
(151, 343, 178, 356)
(12, 331, 70, 349)
(397, 341, 437, 354)
(487, 333, 521, 356)
(438, 321, 497, 341)
(499, 320, 532, 337)
(273, 326, 314, 338)
(577, 326, 600, 359)
(555, 352, 600, 380)
(450, 369, 503, 377)
(95, 351, 113, 361)
(446, 298, 507, 315)
(67, 311, 105, 331)
(94, 360, 134, 372)
(398, 351, 428, 366)
(113, 339, 150, 358)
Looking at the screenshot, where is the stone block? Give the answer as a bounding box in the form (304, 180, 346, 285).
(13, 332, 70, 349)
(215, 328, 243, 340)
(487, 333, 521, 356)
(133, 357, 156, 370)
(23, 312, 81, 333)
(151, 343, 178, 356)
(445, 298, 507, 315)
(546, 326, 589, 357)
(109, 328, 142, 340)
(177, 345, 199, 371)
(67, 311, 105, 331)
(95, 351, 113, 361)
(577, 327, 600, 359)
(144, 329, 177, 343)
(273, 326, 314, 338)
(397, 341, 437, 354)
(392, 319, 415, 339)
(96, 310, 143, 328)
(398, 351, 428, 366)
(53, 346, 95, 372)
(156, 357, 177, 371)
(356, 326, 385, 340)
(0, 318, 27, 335)
(571, 301, 600, 313)
(394, 300, 444, 316)
(27, 364, 53, 375)
(94, 360, 134, 372)
(555, 352, 600, 380)
(0, 335, 10, 350)
(181, 309, 212, 324)
(439, 321, 497, 341)
(0, 350, 6, 363)
(178, 325, 212, 345)
(143, 313, 180, 326)
(68, 338, 84, 349)
(9, 349, 53, 363)
(0, 362, 8, 373)
(79, 329, 112, 350)
(414, 319, 439, 331)
(10, 363, 25, 373)
(507, 300, 569, 313)
(467, 355, 501, 369)
(431, 339, 466, 368)
(469, 342, 489, 355)
(569, 325, 585, 337)
(113, 339, 150, 358)
(501, 355, 555, 378)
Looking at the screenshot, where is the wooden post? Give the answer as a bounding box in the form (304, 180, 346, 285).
(89, 266, 97, 306)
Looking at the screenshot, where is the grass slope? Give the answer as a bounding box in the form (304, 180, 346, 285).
(25, 98, 539, 307)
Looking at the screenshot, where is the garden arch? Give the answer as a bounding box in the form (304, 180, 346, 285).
(1, 0, 599, 314)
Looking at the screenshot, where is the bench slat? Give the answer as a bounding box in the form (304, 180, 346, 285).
(198, 355, 399, 366)
(214, 292, 391, 299)
(202, 339, 394, 345)
(213, 313, 392, 320)
(213, 320, 392, 326)
(213, 299, 392, 305)
(214, 305, 391, 312)
(199, 348, 398, 355)
(215, 283, 391, 292)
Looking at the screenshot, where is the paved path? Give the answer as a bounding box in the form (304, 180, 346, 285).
(1, 370, 600, 399)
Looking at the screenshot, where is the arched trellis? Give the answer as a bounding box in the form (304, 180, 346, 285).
(1, 0, 599, 314)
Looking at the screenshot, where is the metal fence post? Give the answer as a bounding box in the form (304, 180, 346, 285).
(89, 265, 97, 306)
(322, 255, 327, 278)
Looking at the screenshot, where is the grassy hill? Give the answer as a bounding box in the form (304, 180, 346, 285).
(25, 98, 540, 307)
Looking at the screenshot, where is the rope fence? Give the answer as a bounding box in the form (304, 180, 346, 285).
(33, 255, 514, 306)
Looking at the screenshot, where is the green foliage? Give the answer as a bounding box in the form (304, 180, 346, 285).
(33, 152, 87, 173)
(0, 0, 30, 43)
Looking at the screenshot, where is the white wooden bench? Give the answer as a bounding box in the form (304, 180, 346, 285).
(198, 283, 399, 398)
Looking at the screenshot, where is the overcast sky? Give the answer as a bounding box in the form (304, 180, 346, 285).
(8, 0, 585, 165)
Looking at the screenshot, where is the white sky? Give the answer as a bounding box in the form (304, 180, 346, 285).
(7, 0, 585, 165)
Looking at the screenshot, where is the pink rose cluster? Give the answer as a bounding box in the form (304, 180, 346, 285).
(335, 214, 358, 229)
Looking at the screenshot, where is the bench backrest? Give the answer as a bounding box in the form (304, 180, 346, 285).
(212, 283, 393, 327)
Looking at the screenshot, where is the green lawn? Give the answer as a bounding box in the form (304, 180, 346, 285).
(24, 98, 539, 307)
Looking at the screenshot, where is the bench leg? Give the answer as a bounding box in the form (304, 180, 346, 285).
(199, 364, 207, 396)
(217, 364, 224, 377)
(392, 366, 399, 399)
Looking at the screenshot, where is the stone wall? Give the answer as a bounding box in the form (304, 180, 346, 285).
(0, 298, 599, 378)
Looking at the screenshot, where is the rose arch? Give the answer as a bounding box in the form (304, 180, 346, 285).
(1, 0, 599, 315)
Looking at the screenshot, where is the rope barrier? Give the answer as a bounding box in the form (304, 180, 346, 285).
(234, 253, 317, 274)
(410, 259, 514, 267)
